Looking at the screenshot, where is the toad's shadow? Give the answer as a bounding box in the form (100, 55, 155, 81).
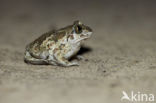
(77, 46, 92, 55)
(70, 46, 92, 60)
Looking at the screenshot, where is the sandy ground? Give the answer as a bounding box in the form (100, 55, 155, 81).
(0, 0, 156, 103)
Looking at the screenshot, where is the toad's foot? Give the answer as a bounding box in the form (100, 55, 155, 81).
(76, 55, 84, 60)
(48, 60, 79, 67)
(67, 61, 79, 66)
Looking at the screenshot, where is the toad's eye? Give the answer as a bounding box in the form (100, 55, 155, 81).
(75, 25, 82, 34)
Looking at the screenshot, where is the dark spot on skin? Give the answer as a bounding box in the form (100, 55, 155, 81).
(62, 57, 66, 61)
(67, 34, 74, 41)
(70, 34, 74, 40)
(53, 48, 59, 53)
(59, 44, 65, 50)
(63, 48, 67, 53)
(47, 44, 50, 48)
(57, 52, 61, 56)
(46, 55, 49, 59)
(53, 32, 65, 42)
(39, 46, 46, 52)
(34, 47, 38, 51)
(67, 35, 70, 41)
(80, 34, 85, 37)
(57, 33, 65, 39)
(49, 42, 54, 47)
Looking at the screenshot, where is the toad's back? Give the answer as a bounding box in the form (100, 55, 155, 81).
(26, 30, 56, 52)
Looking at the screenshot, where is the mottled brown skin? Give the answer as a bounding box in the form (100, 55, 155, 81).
(24, 20, 93, 66)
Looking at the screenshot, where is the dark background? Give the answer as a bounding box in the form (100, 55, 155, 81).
(0, 0, 156, 103)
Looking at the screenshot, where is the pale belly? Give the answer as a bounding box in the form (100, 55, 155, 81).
(64, 43, 81, 59)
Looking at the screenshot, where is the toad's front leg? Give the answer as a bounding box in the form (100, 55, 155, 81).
(55, 56, 79, 67)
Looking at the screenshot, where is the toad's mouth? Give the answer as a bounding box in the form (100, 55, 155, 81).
(74, 32, 92, 43)
(75, 36, 90, 43)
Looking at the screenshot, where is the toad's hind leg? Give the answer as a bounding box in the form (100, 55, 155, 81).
(24, 51, 47, 65)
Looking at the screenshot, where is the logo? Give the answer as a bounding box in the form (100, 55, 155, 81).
(121, 91, 154, 102)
